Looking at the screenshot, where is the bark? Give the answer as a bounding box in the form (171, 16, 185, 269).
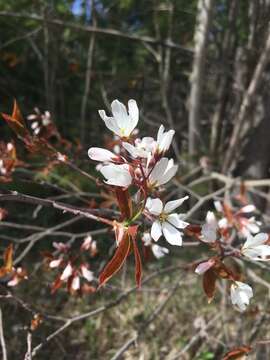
(210, 0, 237, 157)
(80, 2, 96, 145)
(222, 25, 270, 173)
(188, 0, 214, 158)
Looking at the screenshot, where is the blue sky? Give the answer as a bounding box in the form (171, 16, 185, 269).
(71, 0, 92, 19)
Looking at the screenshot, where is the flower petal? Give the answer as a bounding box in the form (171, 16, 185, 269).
(88, 147, 116, 162)
(152, 244, 169, 259)
(100, 164, 132, 187)
(111, 100, 129, 129)
(149, 158, 169, 184)
(127, 99, 139, 131)
(164, 196, 189, 213)
(166, 213, 189, 229)
(162, 222, 183, 246)
(244, 233, 268, 248)
(98, 110, 121, 136)
(146, 198, 163, 216)
(151, 220, 162, 241)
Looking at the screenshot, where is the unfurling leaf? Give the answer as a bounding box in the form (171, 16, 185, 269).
(115, 188, 132, 219)
(30, 314, 43, 331)
(1, 100, 30, 139)
(203, 269, 217, 303)
(3, 244, 13, 272)
(99, 234, 131, 287)
(128, 225, 142, 287)
(222, 345, 252, 359)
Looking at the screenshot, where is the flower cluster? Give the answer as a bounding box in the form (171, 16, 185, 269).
(44, 236, 97, 295)
(0, 141, 20, 183)
(87, 99, 270, 312)
(198, 202, 270, 311)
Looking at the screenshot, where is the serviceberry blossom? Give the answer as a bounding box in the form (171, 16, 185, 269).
(148, 158, 178, 187)
(122, 124, 175, 159)
(201, 211, 218, 243)
(230, 281, 253, 312)
(99, 163, 132, 187)
(142, 232, 169, 259)
(214, 201, 261, 238)
(146, 196, 189, 246)
(241, 233, 270, 261)
(88, 147, 118, 163)
(156, 125, 175, 154)
(99, 99, 139, 138)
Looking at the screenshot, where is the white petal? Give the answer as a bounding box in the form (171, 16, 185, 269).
(152, 244, 169, 259)
(122, 142, 138, 157)
(71, 276, 80, 291)
(166, 213, 189, 229)
(164, 196, 189, 213)
(127, 99, 139, 130)
(151, 221, 162, 241)
(111, 100, 129, 129)
(158, 130, 175, 152)
(245, 222, 260, 234)
(244, 233, 268, 248)
(162, 222, 183, 246)
(49, 259, 62, 268)
(81, 265, 94, 282)
(60, 263, 73, 281)
(242, 245, 270, 261)
(206, 211, 217, 226)
(142, 232, 152, 246)
(146, 198, 163, 216)
(240, 205, 256, 213)
(218, 218, 228, 228)
(88, 147, 116, 162)
(149, 158, 169, 183)
(100, 164, 132, 187)
(201, 223, 217, 242)
(214, 201, 223, 212)
(98, 110, 121, 136)
(158, 161, 178, 185)
(157, 125, 164, 144)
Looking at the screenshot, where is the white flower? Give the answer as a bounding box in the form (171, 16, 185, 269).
(241, 233, 270, 261)
(81, 265, 94, 282)
(146, 196, 189, 246)
(99, 163, 132, 187)
(142, 232, 152, 246)
(71, 276, 80, 291)
(152, 244, 169, 259)
(230, 281, 253, 312)
(88, 147, 117, 162)
(98, 99, 139, 137)
(142, 232, 169, 259)
(148, 158, 178, 187)
(201, 211, 218, 243)
(49, 259, 62, 268)
(122, 136, 156, 159)
(60, 263, 73, 281)
(156, 125, 175, 153)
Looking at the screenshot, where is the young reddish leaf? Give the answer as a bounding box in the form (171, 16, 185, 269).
(30, 314, 43, 331)
(1, 100, 29, 138)
(185, 224, 201, 239)
(195, 258, 216, 275)
(213, 260, 237, 281)
(129, 226, 142, 287)
(115, 188, 132, 220)
(222, 345, 252, 359)
(223, 202, 234, 224)
(99, 234, 131, 287)
(3, 244, 13, 272)
(203, 269, 217, 303)
(51, 276, 63, 294)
